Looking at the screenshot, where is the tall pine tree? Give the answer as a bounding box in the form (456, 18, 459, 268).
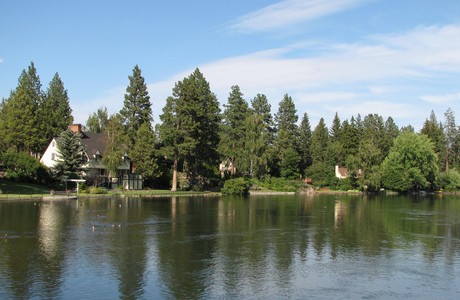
(274, 94, 300, 178)
(219, 85, 250, 176)
(1, 62, 43, 154)
(55, 129, 85, 178)
(43, 73, 73, 144)
(159, 69, 220, 191)
(119, 65, 152, 145)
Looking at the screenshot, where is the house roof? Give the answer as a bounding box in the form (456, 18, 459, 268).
(337, 167, 348, 177)
(81, 132, 107, 158)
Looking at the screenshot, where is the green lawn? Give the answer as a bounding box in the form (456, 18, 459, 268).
(0, 179, 49, 195)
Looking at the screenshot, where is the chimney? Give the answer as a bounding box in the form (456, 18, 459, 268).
(69, 124, 82, 134)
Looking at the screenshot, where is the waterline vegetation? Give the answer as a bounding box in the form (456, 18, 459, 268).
(2, 63, 460, 195)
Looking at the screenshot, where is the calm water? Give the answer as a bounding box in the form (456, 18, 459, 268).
(1, 194, 460, 299)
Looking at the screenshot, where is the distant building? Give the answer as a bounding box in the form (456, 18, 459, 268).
(41, 124, 132, 188)
(335, 165, 348, 179)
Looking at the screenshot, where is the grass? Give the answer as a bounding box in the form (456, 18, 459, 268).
(0, 179, 49, 195)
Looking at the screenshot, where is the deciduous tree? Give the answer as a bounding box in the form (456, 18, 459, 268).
(86, 107, 109, 133)
(381, 131, 438, 192)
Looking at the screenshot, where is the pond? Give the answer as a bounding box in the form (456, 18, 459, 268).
(1, 194, 460, 299)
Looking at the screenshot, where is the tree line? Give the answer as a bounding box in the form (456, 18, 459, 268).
(1, 62, 459, 192)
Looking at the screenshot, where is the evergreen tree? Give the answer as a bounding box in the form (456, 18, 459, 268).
(54, 129, 84, 178)
(329, 112, 344, 165)
(310, 118, 329, 165)
(421, 110, 446, 171)
(340, 118, 359, 162)
(218, 85, 250, 176)
(299, 113, 312, 175)
(383, 116, 399, 157)
(119, 65, 152, 145)
(1, 63, 43, 154)
(251, 94, 274, 133)
(159, 69, 220, 191)
(43, 73, 73, 142)
(444, 108, 458, 171)
(244, 112, 269, 178)
(274, 94, 300, 178)
(274, 94, 299, 149)
(86, 107, 109, 133)
(280, 147, 301, 179)
(251, 94, 275, 177)
(130, 122, 159, 184)
(307, 118, 335, 186)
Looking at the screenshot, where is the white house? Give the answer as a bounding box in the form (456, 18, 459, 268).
(335, 165, 348, 179)
(40, 124, 132, 187)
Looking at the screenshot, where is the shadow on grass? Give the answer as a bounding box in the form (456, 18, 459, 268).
(0, 179, 49, 195)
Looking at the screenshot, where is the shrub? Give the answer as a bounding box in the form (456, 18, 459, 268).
(438, 169, 460, 191)
(0, 151, 51, 184)
(334, 177, 353, 191)
(221, 178, 251, 195)
(255, 177, 302, 192)
(88, 187, 108, 194)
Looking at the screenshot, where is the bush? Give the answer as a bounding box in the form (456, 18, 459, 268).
(221, 178, 251, 195)
(255, 177, 302, 192)
(87, 187, 108, 194)
(438, 169, 460, 191)
(0, 151, 51, 184)
(334, 177, 353, 191)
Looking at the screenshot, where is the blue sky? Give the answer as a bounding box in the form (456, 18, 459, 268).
(1, 0, 460, 130)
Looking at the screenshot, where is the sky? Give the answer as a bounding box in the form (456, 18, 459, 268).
(1, 0, 460, 130)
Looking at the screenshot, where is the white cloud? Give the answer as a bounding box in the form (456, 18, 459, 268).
(421, 93, 460, 105)
(230, 0, 367, 33)
(80, 24, 460, 128)
(296, 91, 359, 104)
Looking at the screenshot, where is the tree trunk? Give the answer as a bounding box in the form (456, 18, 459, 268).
(171, 158, 178, 192)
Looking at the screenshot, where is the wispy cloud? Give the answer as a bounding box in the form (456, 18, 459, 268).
(230, 0, 367, 33)
(83, 24, 460, 129)
(421, 93, 460, 105)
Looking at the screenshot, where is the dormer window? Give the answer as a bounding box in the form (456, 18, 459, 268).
(94, 150, 102, 161)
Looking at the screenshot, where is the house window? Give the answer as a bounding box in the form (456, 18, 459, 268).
(51, 153, 56, 161)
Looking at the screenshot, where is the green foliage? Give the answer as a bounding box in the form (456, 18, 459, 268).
(159, 69, 221, 191)
(274, 94, 300, 154)
(102, 115, 127, 177)
(311, 118, 329, 164)
(42, 73, 73, 144)
(130, 122, 160, 181)
(219, 85, 250, 175)
(0, 63, 74, 156)
(305, 162, 336, 187)
(87, 186, 109, 194)
(0, 150, 51, 184)
(86, 107, 108, 133)
(120, 65, 152, 145)
(280, 148, 301, 180)
(299, 113, 312, 174)
(221, 177, 251, 195)
(0, 63, 43, 154)
(438, 169, 460, 191)
(334, 177, 353, 191)
(381, 131, 438, 192)
(421, 111, 446, 171)
(255, 177, 302, 192)
(55, 129, 85, 178)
